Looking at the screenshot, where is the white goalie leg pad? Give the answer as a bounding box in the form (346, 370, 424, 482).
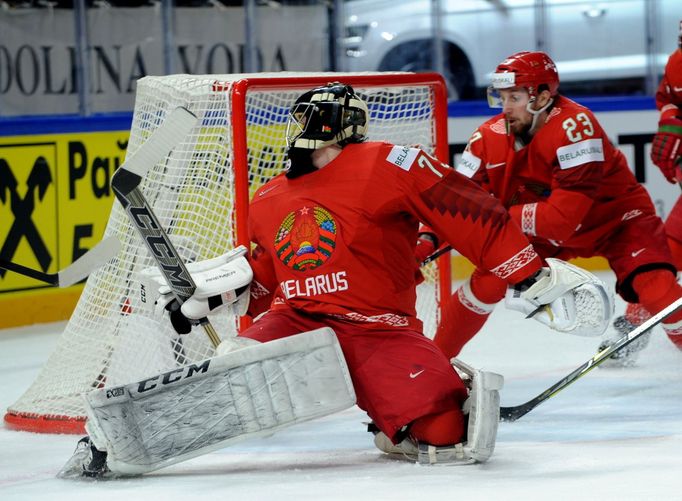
(417, 359, 504, 465)
(83, 327, 356, 476)
(459, 359, 504, 463)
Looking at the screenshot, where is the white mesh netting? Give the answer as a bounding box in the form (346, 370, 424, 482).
(5, 72, 448, 432)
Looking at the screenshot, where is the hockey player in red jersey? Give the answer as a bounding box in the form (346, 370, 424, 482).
(237, 83, 535, 463)
(651, 21, 682, 270)
(426, 51, 682, 367)
(611, 21, 682, 365)
(235, 82, 615, 462)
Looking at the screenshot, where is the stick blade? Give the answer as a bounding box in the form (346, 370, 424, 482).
(499, 405, 528, 422)
(57, 236, 121, 287)
(121, 107, 198, 178)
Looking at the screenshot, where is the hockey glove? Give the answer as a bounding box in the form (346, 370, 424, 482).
(141, 246, 253, 334)
(505, 258, 614, 337)
(414, 233, 437, 265)
(650, 116, 682, 183)
(414, 233, 437, 285)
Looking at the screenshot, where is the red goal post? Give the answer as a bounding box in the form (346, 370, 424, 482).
(4, 72, 452, 434)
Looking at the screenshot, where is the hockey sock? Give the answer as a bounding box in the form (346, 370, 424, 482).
(433, 272, 505, 359)
(624, 302, 651, 326)
(632, 269, 682, 350)
(434, 290, 491, 359)
(409, 408, 466, 446)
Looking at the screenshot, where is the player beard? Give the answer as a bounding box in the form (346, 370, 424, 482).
(506, 115, 533, 137)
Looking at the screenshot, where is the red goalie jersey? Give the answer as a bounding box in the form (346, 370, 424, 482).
(456, 95, 658, 255)
(246, 141, 541, 330)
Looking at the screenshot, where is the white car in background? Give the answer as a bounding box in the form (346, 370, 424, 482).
(342, 0, 680, 100)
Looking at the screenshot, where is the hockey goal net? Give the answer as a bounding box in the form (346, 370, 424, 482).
(5, 72, 452, 434)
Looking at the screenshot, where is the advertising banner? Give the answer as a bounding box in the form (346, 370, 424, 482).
(0, 6, 327, 116)
(0, 129, 128, 325)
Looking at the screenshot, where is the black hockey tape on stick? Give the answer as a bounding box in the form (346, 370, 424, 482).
(420, 245, 452, 267)
(0, 236, 120, 287)
(111, 107, 221, 348)
(500, 296, 682, 422)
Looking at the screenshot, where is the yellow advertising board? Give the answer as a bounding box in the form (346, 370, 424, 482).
(0, 130, 128, 327)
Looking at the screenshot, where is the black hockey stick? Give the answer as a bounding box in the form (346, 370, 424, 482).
(111, 107, 221, 348)
(420, 245, 452, 267)
(0, 236, 120, 287)
(500, 296, 682, 422)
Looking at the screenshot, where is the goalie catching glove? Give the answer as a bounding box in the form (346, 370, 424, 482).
(140, 246, 253, 334)
(650, 116, 682, 183)
(505, 258, 614, 337)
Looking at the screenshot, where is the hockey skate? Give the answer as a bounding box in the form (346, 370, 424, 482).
(371, 359, 503, 465)
(372, 428, 419, 459)
(57, 436, 110, 479)
(598, 315, 652, 369)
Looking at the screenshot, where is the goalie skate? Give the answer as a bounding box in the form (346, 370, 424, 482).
(58, 437, 110, 479)
(372, 430, 419, 459)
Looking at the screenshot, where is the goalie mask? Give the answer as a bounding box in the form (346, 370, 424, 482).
(285, 83, 368, 178)
(286, 83, 368, 150)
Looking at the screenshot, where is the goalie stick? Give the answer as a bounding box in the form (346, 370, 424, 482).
(500, 295, 682, 422)
(0, 236, 120, 287)
(110, 106, 221, 348)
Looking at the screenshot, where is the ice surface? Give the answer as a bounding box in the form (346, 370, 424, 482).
(1, 272, 681, 500)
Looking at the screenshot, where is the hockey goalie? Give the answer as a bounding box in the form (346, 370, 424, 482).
(60, 83, 612, 478)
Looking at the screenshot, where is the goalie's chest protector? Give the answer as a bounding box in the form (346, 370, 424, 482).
(248, 142, 423, 325)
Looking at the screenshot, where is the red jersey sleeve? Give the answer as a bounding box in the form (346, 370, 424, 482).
(244, 244, 276, 318)
(389, 146, 541, 284)
(655, 50, 682, 117)
(508, 106, 604, 244)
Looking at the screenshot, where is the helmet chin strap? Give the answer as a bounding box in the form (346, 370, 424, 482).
(526, 96, 554, 135)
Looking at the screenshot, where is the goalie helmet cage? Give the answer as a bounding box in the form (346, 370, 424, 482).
(4, 71, 452, 434)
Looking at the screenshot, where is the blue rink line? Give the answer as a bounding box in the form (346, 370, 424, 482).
(0, 95, 657, 135)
